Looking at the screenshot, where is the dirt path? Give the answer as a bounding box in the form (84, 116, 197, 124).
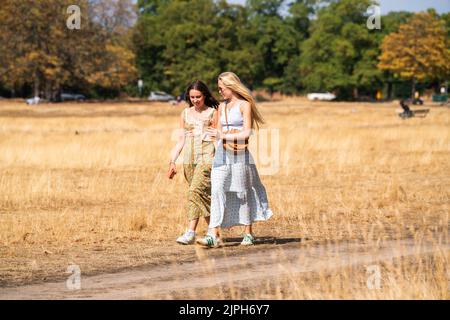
(1, 237, 448, 299)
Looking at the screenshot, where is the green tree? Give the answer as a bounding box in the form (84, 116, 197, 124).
(133, 0, 222, 95)
(213, 1, 262, 89)
(299, 0, 379, 99)
(280, 1, 319, 94)
(246, 0, 305, 93)
(132, 1, 166, 93)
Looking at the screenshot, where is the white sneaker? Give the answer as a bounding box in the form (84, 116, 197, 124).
(176, 230, 195, 245)
(196, 234, 223, 248)
(240, 234, 255, 246)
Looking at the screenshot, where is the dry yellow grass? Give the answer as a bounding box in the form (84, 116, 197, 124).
(150, 253, 448, 300)
(0, 98, 448, 298)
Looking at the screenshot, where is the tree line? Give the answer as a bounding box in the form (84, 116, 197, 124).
(0, 0, 449, 100)
(0, 0, 137, 100)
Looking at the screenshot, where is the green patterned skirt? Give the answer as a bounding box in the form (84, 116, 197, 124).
(183, 138, 215, 221)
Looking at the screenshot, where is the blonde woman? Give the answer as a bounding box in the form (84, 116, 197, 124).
(167, 80, 219, 244)
(197, 72, 273, 248)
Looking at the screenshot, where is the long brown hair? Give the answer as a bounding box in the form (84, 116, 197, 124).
(185, 80, 219, 109)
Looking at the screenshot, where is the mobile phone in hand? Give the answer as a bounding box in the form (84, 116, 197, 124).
(168, 168, 176, 179)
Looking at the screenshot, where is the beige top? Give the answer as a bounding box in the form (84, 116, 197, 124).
(184, 107, 216, 142)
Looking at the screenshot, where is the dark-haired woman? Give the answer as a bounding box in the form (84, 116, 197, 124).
(167, 80, 220, 244)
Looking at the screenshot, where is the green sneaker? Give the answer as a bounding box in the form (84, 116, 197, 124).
(196, 234, 223, 248)
(240, 234, 255, 246)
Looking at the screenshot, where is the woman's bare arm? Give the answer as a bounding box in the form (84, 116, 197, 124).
(167, 110, 186, 179)
(169, 110, 186, 163)
(211, 106, 219, 129)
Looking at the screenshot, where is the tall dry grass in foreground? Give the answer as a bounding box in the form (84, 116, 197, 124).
(152, 251, 448, 300)
(0, 99, 448, 298)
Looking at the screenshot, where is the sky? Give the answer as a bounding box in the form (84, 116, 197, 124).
(227, 0, 450, 14)
(373, 0, 448, 14)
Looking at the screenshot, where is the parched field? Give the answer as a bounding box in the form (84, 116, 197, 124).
(0, 98, 448, 299)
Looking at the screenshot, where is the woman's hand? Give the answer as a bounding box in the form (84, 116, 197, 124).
(167, 162, 177, 179)
(205, 127, 222, 141)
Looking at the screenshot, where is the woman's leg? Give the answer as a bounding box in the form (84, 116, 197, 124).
(176, 162, 201, 244)
(209, 226, 220, 238)
(244, 224, 253, 235)
(189, 218, 199, 232)
(241, 224, 255, 246)
(186, 217, 212, 232)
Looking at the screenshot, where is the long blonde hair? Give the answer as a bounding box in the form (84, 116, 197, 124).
(218, 72, 265, 130)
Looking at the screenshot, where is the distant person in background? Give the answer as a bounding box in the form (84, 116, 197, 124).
(176, 92, 186, 105)
(196, 72, 273, 248)
(413, 91, 423, 105)
(376, 90, 382, 101)
(167, 80, 219, 245)
(399, 99, 413, 118)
